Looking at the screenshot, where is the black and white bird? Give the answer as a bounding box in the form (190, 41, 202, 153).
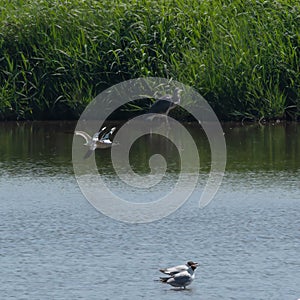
(159, 261, 198, 289)
(160, 261, 198, 275)
(75, 126, 117, 158)
(148, 87, 183, 117)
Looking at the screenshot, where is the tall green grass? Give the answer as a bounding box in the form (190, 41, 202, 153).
(0, 0, 299, 120)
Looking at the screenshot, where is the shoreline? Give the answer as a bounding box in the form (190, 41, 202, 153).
(1, 0, 299, 121)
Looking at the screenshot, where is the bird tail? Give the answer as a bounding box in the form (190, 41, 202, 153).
(160, 277, 170, 283)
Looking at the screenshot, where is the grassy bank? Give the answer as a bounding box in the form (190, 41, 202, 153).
(0, 0, 299, 121)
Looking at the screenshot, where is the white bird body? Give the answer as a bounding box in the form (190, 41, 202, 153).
(160, 261, 197, 275)
(75, 127, 117, 158)
(160, 261, 198, 289)
(160, 264, 190, 275)
(161, 268, 195, 288)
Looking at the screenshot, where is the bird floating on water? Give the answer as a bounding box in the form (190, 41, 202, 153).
(148, 87, 183, 118)
(75, 126, 117, 158)
(160, 261, 198, 275)
(159, 261, 198, 289)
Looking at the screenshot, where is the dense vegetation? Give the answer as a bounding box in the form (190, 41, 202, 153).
(0, 0, 299, 121)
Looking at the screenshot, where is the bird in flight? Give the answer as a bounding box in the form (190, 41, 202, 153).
(75, 127, 117, 159)
(148, 87, 183, 117)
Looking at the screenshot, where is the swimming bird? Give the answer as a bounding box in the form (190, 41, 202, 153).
(160, 261, 198, 275)
(148, 87, 183, 117)
(75, 127, 117, 158)
(160, 262, 198, 289)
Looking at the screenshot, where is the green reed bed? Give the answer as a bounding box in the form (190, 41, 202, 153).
(0, 0, 299, 120)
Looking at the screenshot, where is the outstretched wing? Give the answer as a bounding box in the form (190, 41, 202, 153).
(92, 127, 107, 142)
(83, 149, 94, 159)
(75, 131, 92, 145)
(100, 127, 116, 141)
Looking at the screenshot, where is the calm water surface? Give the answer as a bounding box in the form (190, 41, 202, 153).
(0, 121, 299, 300)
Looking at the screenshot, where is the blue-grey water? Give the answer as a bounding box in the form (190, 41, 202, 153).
(0, 121, 299, 299)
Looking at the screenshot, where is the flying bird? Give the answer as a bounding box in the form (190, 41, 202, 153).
(159, 261, 198, 289)
(148, 87, 183, 117)
(75, 127, 117, 159)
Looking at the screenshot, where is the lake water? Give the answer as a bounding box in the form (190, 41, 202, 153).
(0, 121, 299, 299)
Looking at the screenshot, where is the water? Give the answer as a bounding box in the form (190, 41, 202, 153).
(0, 121, 299, 299)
